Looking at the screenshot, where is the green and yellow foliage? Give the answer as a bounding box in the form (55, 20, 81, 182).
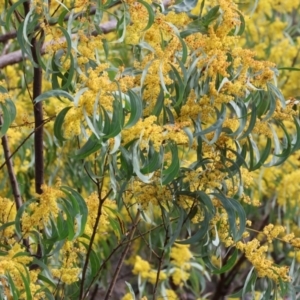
(1, 0, 300, 299)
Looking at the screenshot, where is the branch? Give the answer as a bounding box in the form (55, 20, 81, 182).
(31, 33, 44, 194)
(79, 165, 112, 300)
(0, 0, 172, 68)
(0, 4, 117, 44)
(104, 210, 141, 300)
(0, 117, 54, 172)
(0, 20, 117, 68)
(0, 117, 23, 210)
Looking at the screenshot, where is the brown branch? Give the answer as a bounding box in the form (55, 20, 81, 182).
(211, 212, 271, 300)
(83, 215, 179, 299)
(31, 33, 44, 194)
(0, 4, 118, 44)
(0, 19, 117, 69)
(0, 117, 54, 172)
(0, 0, 172, 68)
(153, 209, 170, 299)
(79, 170, 112, 300)
(0, 117, 23, 210)
(104, 209, 141, 300)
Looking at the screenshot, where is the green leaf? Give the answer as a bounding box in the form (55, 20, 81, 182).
(124, 90, 143, 129)
(177, 216, 210, 244)
(165, 205, 185, 247)
(23, 7, 35, 47)
(58, 26, 72, 63)
(12, 251, 31, 259)
(138, 0, 155, 31)
(140, 145, 163, 174)
(104, 98, 124, 139)
(74, 134, 103, 159)
(56, 211, 69, 240)
(80, 241, 100, 278)
(0, 221, 15, 232)
(238, 104, 257, 140)
(213, 249, 238, 274)
(211, 192, 246, 241)
(4, 0, 28, 30)
(0, 90, 16, 138)
(151, 86, 164, 117)
(60, 186, 88, 239)
(292, 117, 300, 152)
(170, 63, 186, 108)
(53, 106, 71, 144)
(6, 272, 20, 300)
(132, 142, 155, 183)
(0, 103, 11, 137)
(162, 143, 180, 185)
(201, 5, 220, 27)
(249, 137, 271, 171)
(194, 104, 226, 138)
(229, 267, 256, 298)
(278, 67, 300, 71)
(18, 266, 32, 300)
(34, 90, 74, 103)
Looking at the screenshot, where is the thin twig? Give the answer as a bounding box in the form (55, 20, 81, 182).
(76, 136, 97, 185)
(0, 116, 54, 172)
(0, 19, 117, 68)
(211, 213, 270, 300)
(0, 116, 23, 210)
(104, 210, 141, 300)
(0, 0, 172, 68)
(0, 4, 119, 44)
(123, 201, 160, 258)
(79, 182, 112, 299)
(153, 210, 170, 299)
(9, 0, 23, 23)
(32, 34, 44, 195)
(83, 215, 180, 299)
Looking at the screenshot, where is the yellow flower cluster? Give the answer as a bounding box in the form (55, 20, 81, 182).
(51, 241, 81, 284)
(170, 243, 192, 286)
(21, 184, 63, 235)
(132, 255, 167, 284)
(0, 243, 43, 299)
(236, 238, 290, 282)
(0, 197, 16, 239)
(129, 179, 172, 207)
(83, 192, 117, 240)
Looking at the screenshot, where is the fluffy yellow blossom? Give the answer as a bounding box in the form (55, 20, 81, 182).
(0, 197, 16, 238)
(171, 268, 190, 286)
(132, 255, 152, 279)
(263, 224, 285, 243)
(21, 184, 63, 235)
(84, 192, 116, 240)
(236, 239, 290, 282)
(170, 243, 193, 268)
(158, 289, 178, 300)
(122, 293, 134, 300)
(51, 267, 81, 284)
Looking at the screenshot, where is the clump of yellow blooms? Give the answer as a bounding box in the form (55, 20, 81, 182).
(21, 184, 63, 235)
(132, 255, 167, 283)
(0, 243, 43, 299)
(0, 196, 16, 239)
(51, 241, 81, 284)
(84, 192, 117, 240)
(236, 238, 290, 283)
(169, 243, 193, 287)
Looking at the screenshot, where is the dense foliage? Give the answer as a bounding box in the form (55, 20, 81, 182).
(1, 0, 300, 299)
